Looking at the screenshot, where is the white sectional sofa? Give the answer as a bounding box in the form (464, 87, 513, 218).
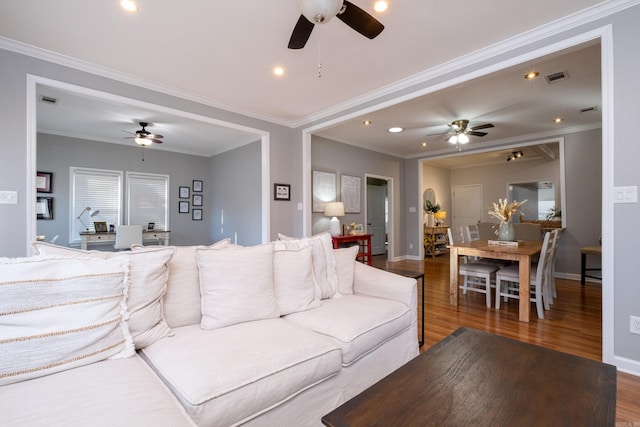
(0, 232, 419, 426)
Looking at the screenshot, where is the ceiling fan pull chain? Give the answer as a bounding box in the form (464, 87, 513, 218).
(317, 26, 322, 78)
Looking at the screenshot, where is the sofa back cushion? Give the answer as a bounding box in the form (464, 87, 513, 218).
(273, 244, 321, 315)
(155, 239, 231, 328)
(334, 246, 359, 295)
(197, 243, 280, 330)
(277, 232, 338, 299)
(32, 242, 175, 349)
(0, 256, 134, 386)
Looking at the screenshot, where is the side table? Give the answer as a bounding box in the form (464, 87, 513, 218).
(331, 234, 373, 266)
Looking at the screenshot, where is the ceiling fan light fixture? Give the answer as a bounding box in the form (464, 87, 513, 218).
(458, 133, 470, 144)
(135, 136, 153, 146)
(448, 135, 458, 144)
(297, 0, 343, 24)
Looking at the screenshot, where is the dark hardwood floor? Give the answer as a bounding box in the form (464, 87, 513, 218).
(372, 253, 640, 423)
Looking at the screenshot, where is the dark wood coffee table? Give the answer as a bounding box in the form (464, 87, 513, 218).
(322, 327, 616, 426)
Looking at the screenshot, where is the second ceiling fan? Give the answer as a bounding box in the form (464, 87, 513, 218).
(288, 0, 384, 49)
(445, 119, 494, 149)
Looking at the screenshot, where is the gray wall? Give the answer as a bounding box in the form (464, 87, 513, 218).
(311, 136, 405, 257)
(209, 141, 262, 246)
(36, 133, 263, 247)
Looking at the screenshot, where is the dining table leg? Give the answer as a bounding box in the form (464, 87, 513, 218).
(450, 247, 459, 305)
(518, 255, 531, 322)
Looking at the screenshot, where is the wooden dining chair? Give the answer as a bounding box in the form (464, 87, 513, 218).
(495, 231, 554, 318)
(448, 226, 499, 308)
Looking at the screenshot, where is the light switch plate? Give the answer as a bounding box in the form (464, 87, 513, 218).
(614, 186, 638, 204)
(409, 206, 416, 213)
(0, 191, 18, 204)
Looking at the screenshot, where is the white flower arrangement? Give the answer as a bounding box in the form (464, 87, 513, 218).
(488, 198, 527, 222)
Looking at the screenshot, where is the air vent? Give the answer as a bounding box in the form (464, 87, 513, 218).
(580, 106, 598, 113)
(545, 70, 569, 84)
(39, 95, 59, 105)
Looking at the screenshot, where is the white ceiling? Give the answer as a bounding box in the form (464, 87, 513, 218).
(0, 0, 607, 160)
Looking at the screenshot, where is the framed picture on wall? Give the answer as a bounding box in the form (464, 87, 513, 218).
(193, 194, 203, 206)
(36, 196, 53, 220)
(179, 201, 189, 213)
(274, 183, 291, 201)
(312, 170, 336, 212)
(36, 171, 52, 193)
(193, 180, 203, 192)
(179, 186, 190, 199)
(192, 208, 202, 221)
(341, 174, 361, 213)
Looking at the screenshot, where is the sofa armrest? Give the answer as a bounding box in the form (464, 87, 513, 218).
(353, 263, 417, 309)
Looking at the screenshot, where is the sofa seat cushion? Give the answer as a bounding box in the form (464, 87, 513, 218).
(284, 295, 411, 366)
(140, 319, 342, 426)
(0, 354, 196, 427)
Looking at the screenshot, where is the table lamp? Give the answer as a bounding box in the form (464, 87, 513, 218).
(434, 211, 446, 226)
(324, 202, 345, 237)
(77, 207, 100, 231)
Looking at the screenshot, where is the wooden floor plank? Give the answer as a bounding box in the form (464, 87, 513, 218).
(372, 254, 640, 423)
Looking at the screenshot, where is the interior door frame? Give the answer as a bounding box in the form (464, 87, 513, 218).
(365, 173, 394, 262)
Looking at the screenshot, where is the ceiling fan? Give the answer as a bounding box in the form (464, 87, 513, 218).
(123, 122, 164, 146)
(444, 119, 494, 150)
(288, 0, 384, 49)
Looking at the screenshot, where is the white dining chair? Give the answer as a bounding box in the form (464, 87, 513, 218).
(114, 225, 142, 250)
(545, 228, 562, 303)
(448, 226, 498, 308)
(495, 231, 554, 319)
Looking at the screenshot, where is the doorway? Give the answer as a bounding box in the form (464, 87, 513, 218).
(366, 176, 390, 257)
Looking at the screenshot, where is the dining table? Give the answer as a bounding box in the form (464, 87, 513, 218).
(449, 239, 543, 322)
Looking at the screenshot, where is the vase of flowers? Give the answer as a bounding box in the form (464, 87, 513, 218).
(424, 199, 440, 227)
(488, 198, 527, 241)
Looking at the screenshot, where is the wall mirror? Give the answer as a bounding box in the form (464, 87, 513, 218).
(423, 188, 436, 212)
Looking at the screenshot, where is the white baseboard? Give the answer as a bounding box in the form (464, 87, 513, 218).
(613, 355, 640, 377)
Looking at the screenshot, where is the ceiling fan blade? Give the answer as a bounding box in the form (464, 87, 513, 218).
(470, 123, 494, 131)
(337, 0, 384, 39)
(468, 131, 488, 137)
(151, 138, 163, 144)
(147, 134, 163, 139)
(288, 15, 315, 49)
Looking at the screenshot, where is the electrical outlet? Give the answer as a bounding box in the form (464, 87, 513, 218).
(409, 243, 414, 250)
(630, 316, 640, 335)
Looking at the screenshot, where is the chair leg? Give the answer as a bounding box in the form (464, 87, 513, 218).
(484, 274, 491, 308)
(495, 278, 502, 309)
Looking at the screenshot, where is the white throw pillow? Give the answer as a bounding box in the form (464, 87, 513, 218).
(0, 256, 134, 386)
(273, 244, 321, 315)
(145, 239, 231, 328)
(277, 232, 339, 299)
(32, 242, 176, 349)
(197, 243, 280, 330)
(334, 246, 360, 295)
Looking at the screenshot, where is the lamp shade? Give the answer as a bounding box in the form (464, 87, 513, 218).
(324, 202, 345, 217)
(434, 211, 446, 219)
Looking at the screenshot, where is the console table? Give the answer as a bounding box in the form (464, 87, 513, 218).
(424, 225, 449, 257)
(79, 230, 170, 250)
(322, 327, 616, 426)
(331, 234, 372, 266)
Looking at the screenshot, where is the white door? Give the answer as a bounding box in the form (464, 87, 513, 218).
(367, 182, 387, 255)
(452, 184, 484, 228)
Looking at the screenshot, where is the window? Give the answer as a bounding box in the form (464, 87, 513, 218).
(126, 172, 169, 231)
(70, 167, 122, 242)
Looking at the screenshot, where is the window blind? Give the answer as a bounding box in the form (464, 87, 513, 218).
(126, 172, 169, 230)
(70, 167, 122, 242)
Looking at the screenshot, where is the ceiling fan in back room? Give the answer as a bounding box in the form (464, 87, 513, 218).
(122, 122, 164, 147)
(287, 0, 384, 49)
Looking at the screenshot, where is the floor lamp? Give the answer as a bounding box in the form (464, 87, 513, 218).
(77, 207, 100, 231)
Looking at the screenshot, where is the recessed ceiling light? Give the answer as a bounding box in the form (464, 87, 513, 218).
(554, 117, 564, 123)
(388, 127, 403, 133)
(120, 0, 139, 12)
(363, 120, 372, 126)
(273, 66, 285, 76)
(421, 142, 427, 147)
(524, 71, 539, 80)
(374, 1, 388, 13)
